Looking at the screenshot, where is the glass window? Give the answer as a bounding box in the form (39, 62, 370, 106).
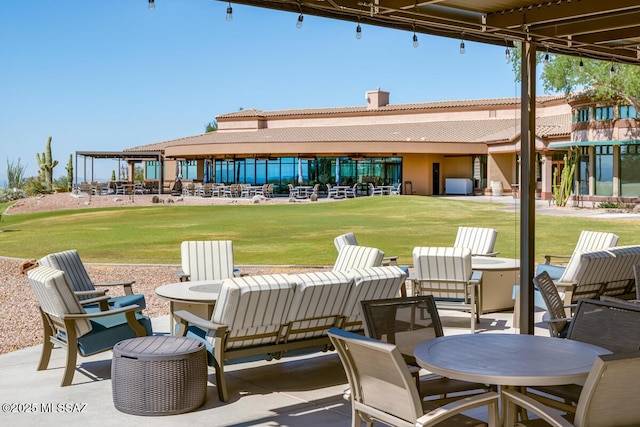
(619, 105, 637, 119)
(145, 161, 159, 180)
(594, 106, 614, 121)
(180, 160, 197, 180)
(577, 108, 590, 122)
(621, 145, 640, 196)
(595, 146, 613, 196)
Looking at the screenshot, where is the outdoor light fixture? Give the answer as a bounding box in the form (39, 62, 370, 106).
(505, 47, 511, 61)
(296, 13, 304, 29)
(356, 23, 362, 39)
(148, 0, 155, 12)
(544, 49, 550, 65)
(579, 55, 584, 70)
(459, 40, 465, 54)
(412, 26, 419, 48)
(226, 2, 233, 22)
(610, 62, 616, 76)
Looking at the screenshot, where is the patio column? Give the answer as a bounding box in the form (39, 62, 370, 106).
(519, 41, 537, 335)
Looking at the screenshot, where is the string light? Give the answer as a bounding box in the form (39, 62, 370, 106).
(226, 2, 233, 22)
(356, 23, 362, 40)
(610, 62, 616, 76)
(459, 40, 465, 54)
(579, 54, 584, 70)
(412, 31, 419, 48)
(148, 0, 155, 12)
(544, 48, 550, 65)
(296, 13, 304, 29)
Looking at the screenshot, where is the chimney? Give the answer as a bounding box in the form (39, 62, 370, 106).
(366, 88, 390, 109)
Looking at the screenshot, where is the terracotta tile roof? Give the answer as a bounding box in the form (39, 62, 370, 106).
(216, 95, 566, 119)
(126, 114, 570, 153)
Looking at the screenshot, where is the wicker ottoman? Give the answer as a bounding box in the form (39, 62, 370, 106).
(112, 336, 208, 415)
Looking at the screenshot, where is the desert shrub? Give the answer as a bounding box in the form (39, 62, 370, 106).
(0, 188, 27, 203)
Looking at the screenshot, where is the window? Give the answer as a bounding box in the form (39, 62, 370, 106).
(577, 148, 589, 195)
(145, 161, 159, 180)
(594, 106, 614, 121)
(577, 108, 590, 122)
(619, 105, 638, 119)
(620, 145, 640, 196)
(595, 146, 613, 196)
(180, 160, 197, 180)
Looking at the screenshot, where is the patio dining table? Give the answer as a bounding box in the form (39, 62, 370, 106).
(414, 333, 610, 424)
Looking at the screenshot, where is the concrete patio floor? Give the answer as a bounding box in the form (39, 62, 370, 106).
(0, 310, 549, 427)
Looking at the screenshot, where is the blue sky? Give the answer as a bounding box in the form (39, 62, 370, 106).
(0, 0, 541, 185)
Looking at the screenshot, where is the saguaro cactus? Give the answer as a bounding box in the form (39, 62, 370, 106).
(36, 136, 59, 189)
(553, 148, 577, 207)
(65, 154, 73, 191)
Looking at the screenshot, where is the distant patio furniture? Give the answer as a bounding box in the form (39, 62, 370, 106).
(38, 249, 146, 311)
(412, 246, 482, 333)
(344, 183, 358, 198)
(390, 182, 401, 195)
(453, 226, 499, 257)
(27, 265, 151, 386)
(326, 184, 339, 198)
(368, 183, 382, 195)
(327, 328, 499, 427)
(177, 240, 239, 282)
(537, 230, 619, 280)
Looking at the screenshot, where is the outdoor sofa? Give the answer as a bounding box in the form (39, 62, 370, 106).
(173, 265, 407, 402)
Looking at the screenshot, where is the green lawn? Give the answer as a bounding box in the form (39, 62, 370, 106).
(1, 196, 637, 266)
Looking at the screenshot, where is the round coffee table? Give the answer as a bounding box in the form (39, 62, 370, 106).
(156, 280, 223, 334)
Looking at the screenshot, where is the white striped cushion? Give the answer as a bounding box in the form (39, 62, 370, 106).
(27, 266, 92, 338)
(412, 246, 473, 299)
(575, 231, 619, 253)
(333, 232, 358, 252)
(342, 266, 407, 331)
(181, 240, 235, 281)
(454, 227, 497, 256)
(284, 271, 353, 340)
(209, 274, 295, 349)
(38, 249, 95, 297)
(333, 245, 384, 271)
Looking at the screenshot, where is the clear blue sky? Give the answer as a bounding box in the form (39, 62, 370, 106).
(0, 0, 543, 185)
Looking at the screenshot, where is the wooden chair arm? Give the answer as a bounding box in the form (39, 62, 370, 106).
(75, 289, 107, 297)
(78, 295, 110, 311)
(542, 254, 572, 264)
(64, 304, 141, 319)
(176, 270, 190, 282)
(173, 310, 227, 337)
(94, 281, 135, 295)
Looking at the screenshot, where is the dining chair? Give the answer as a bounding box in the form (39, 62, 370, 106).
(505, 352, 640, 427)
(27, 265, 151, 386)
(526, 297, 640, 414)
(533, 271, 574, 338)
(360, 295, 492, 402)
(327, 327, 499, 427)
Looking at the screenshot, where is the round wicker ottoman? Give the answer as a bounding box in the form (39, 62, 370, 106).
(112, 336, 208, 416)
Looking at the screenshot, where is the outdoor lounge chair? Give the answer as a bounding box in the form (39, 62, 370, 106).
(360, 295, 492, 401)
(177, 240, 240, 282)
(504, 352, 640, 426)
(534, 271, 575, 338)
(453, 226, 498, 257)
(39, 249, 146, 311)
(334, 232, 399, 265)
(327, 327, 499, 427)
(412, 246, 482, 333)
(27, 265, 152, 386)
(537, 230, 619, 280)
(332, 244, 384, 272)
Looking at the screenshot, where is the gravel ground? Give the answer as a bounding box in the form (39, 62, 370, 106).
(0, 256, 325, 355)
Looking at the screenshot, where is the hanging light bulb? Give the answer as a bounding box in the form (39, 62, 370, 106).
(412, 32, 419, 48)
(610, 62, 616, 76)
(296, 13, 304, 29)
(148, 0, 155, 12)
(226, 2, 233, 22)
(356, 23, 362, 40)
(459, 40, 465, 54)
(579, 56, 584, 70)
(544, 50, 550, 65)
(505, 47, 511, 62)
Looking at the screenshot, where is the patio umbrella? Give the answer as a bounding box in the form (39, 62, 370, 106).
(298, 158, 303, 185)
(335, 158, 341, 185)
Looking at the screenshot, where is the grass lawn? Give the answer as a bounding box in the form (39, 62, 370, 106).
(1, 196, 637, 266)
